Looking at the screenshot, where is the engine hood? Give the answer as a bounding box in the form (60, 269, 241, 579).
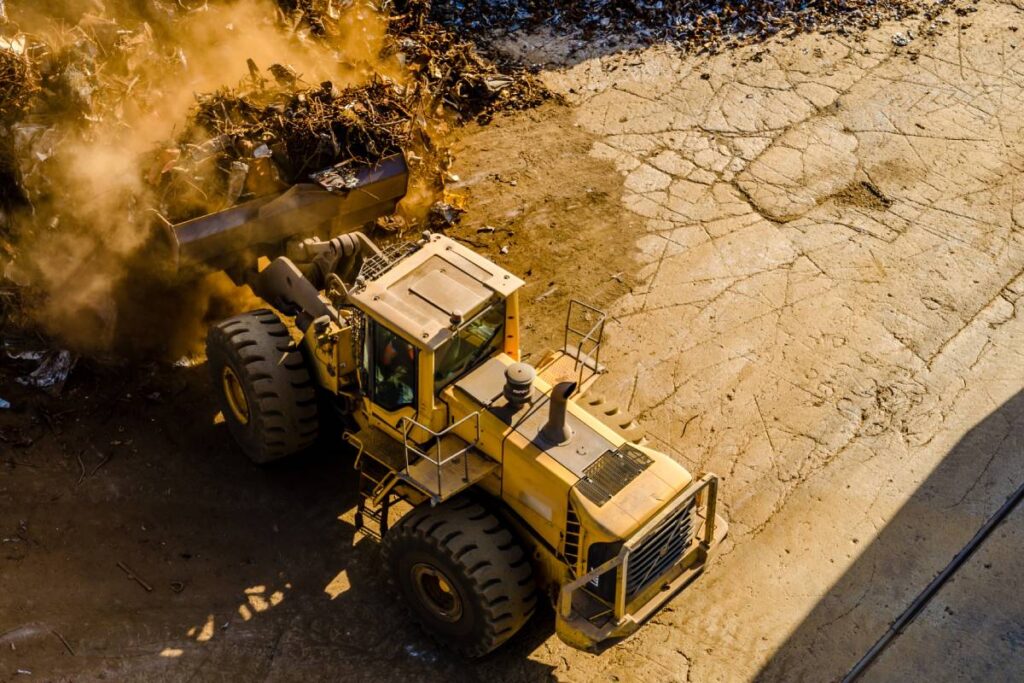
(451, 356, 692, 541)
(456, 357, 617, 477)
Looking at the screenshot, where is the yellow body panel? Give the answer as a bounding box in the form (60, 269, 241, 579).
(304, 321, 340, 394)
(440, 353, 697, 580)
(503, 291, 521, 361)
(302, 312, 359, 394)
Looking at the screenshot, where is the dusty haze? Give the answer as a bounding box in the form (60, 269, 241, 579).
(5, 0, 404, 357)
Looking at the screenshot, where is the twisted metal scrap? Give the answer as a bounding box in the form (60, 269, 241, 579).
(0, 42, 38, 122)
(188, 76, 412, 179)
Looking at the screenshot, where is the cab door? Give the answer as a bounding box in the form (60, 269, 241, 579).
(363, 319, 420, 440)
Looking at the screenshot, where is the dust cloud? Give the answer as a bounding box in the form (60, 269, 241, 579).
(3, 0, 403, 358)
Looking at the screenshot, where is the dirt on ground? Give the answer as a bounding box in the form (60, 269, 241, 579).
(444, 103, 643, 349)
(0, 103, 641, 682)
(4, 0, 1024, 681)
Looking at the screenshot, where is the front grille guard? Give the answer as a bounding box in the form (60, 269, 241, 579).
(558, 474, 719, 625)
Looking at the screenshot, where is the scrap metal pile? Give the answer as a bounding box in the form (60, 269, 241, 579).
(0, 34, 35, 121)
(272, 1, 549, 118)
(385, 1, 546, 120)
(157, 6, 547, 224)
(0, 1, 547, 234)
(0, 0, 548, 358)
(158, 76, 418, 224)
(417, 0, 925, 50)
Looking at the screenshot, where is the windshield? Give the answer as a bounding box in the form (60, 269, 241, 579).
(433, 302, 506, 394)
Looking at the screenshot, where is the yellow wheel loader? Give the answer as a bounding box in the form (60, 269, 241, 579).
(170, 155, 727, 656)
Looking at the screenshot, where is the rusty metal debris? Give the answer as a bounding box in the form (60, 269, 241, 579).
(428, 199, 465, 229)
(417, 0, 932, 51)
(51, 630, 75, 657)
(0, 34, 36, 121)
(16, 350, 77, 396)
(148, 6, 552, 220)
(116, 561, 154, 593)
(157, 75, 418, 224)
(388, 5, 549, 122)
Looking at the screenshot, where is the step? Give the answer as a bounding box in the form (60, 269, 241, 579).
(349, 428, 497, 504)
(400, 444, 497, 502)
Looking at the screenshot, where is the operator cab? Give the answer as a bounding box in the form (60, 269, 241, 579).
(348, 233, 525, 439)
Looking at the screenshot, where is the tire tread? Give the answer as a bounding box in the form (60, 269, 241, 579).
(206, 309, 318, 463)
(381, 498, 536, 657)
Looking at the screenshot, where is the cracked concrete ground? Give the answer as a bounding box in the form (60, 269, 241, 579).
(520, 1, 1024, 680)
(4, 1, 1024, 681)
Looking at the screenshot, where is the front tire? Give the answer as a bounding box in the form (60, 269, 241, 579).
(382, 497, 536, 657)
(206, 309, 319, 463)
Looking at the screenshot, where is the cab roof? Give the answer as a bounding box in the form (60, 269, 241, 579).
(349, 233, 524, 350)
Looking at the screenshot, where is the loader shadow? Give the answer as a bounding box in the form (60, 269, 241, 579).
(756, 390, 1024, 682)
(135, 362, 559, 681)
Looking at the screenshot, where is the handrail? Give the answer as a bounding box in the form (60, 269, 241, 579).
(563, 299, 607, 391)
(558, 473, 719, 623)
(399, 412, 482, 499)
(343, 431, 366, 469)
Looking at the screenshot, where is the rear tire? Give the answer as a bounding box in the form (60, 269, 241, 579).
(381, 497, 536, 657)
(206, 309, 319, 463)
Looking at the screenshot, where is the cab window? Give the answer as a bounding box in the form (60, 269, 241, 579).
(370, 322, 417, 412)
(434, 302, 505, 394)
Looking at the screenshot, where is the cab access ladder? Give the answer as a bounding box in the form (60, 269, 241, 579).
(349, 434, 407, 539)
(345, 414, 497, 537)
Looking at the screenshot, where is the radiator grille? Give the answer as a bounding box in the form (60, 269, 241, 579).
(626, 498, 696, 597)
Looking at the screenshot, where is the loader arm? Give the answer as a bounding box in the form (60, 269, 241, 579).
(168, 154, 408, 277)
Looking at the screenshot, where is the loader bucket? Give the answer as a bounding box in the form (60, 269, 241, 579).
(168, 154, 408, 273)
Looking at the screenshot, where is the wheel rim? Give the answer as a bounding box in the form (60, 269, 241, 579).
(221, 367, 250, 425)
(411, 563, 463, 622)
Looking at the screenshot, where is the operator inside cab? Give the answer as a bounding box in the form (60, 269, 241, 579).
(374, 326, 416, 409)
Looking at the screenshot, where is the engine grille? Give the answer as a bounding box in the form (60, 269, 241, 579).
(358, 241, 420, 282)
(576, 444, 653, 506)
(626, 498, 696, 597)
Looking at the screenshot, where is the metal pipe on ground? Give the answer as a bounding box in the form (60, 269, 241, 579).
(843, 478, 1024, 681)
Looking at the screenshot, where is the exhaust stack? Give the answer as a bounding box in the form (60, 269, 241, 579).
(541, 381, 577, 445)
